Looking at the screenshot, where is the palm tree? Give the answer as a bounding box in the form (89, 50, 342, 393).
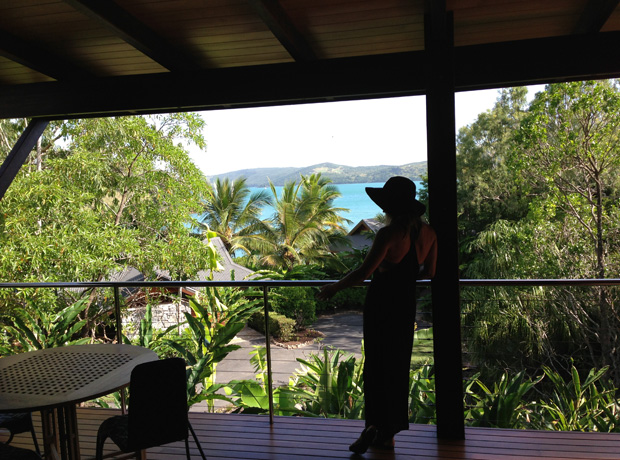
(198, 177, 272, 254)
(250, 173, 351, 269)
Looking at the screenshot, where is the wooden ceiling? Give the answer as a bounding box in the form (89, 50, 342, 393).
(0, 0, 619, 119)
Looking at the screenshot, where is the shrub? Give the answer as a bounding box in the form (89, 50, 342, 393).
(316, 287, 366, 313)
(270, 286, 317, 329)
(249, 311, 296, 342)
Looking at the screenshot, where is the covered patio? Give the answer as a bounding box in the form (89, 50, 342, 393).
(2, 0, 620, 458)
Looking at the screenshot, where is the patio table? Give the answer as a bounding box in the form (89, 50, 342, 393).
(0, 344, 158, 460)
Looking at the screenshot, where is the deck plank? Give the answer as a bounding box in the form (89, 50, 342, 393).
(5, 408, 620, 459)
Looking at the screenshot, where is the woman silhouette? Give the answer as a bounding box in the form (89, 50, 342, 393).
(318, 176, 437, 454)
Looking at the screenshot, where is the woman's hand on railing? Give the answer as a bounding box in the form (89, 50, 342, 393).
(316, 282, 338, 301)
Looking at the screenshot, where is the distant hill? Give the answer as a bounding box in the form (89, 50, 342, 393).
(206, 162, 427, 187)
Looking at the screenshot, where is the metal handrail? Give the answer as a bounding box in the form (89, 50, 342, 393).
(2, 277, 619, 423)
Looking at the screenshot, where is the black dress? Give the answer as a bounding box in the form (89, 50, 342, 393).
(363, 232, 419, 435)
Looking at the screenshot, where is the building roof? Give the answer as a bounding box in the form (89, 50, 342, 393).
(346, 218, 384, 251)
(197, 237, 256, 282)
(1, 1, 619, 120)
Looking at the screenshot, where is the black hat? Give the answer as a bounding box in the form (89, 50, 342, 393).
(365, 176, 426, 216)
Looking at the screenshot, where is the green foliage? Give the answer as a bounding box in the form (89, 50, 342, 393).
(0, 114, 213, 285)
(224, 347, 300, 415)
(465, 370, 538, 428)
(533, 364, 615, 431)
(456, 87, 530, 249)
(269, 286, 317, 329)
(290, 348, 365, 419)
(2, 296, 92, 351)
(197, 176, 272, 255)
(316, 287, 366, 313)
(411, 327, 434, 368)
(165, 289, 263, 409)
(123, 303, 181, 357)
(408, 364, 436, 424)
(248, 311, 296, 342)
(244, 173, 351, 269)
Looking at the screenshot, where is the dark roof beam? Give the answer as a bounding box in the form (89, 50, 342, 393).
(247, 0, 317, 62)
(574, 0, 620, 34)
(62, 0, 203, 72)
(0, 30, 92, 81)
(1, 32, 620, 120)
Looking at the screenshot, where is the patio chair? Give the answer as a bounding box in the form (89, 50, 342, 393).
(0, 412, 41, 456)
(95, 358, 207, 460)
(0, 441, 41, 460)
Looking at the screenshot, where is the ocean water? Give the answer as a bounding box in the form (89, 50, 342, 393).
(251, 181, 423, 230)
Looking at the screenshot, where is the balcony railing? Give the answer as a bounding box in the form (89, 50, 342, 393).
(1, 278, 619, 432)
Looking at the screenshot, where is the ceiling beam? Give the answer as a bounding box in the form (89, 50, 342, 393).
(1, 32, 620, 120)
(247, 0, 317, 62)
(0, 30, 92, 81)
(62, 0, 203, 73)
(0, 119, 49, 201)
(574, 0, 620, 34)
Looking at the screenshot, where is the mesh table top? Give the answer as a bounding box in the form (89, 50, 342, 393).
(0, 344, 157, 412)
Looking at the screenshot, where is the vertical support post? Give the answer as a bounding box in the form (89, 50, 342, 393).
(263, 286, 275, 424)
(424, 1, 465, 440)
(114, 286, 128, 413)
(114, 286, 123, 344)
(0, 119, 49, 201)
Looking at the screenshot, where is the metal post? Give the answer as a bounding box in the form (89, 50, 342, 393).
(263, 286, 275, 424)
(113, 286, 128, 413)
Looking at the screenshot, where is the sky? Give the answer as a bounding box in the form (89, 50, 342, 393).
(188, 86, 544, 176)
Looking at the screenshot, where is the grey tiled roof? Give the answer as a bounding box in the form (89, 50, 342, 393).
(196, 237, 256, 282)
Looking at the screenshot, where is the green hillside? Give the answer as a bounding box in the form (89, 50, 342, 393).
(207, 162, 427, 187)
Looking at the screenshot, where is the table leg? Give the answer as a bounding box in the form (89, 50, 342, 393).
(41, 408, 61, 460)
(41, 406, 81, 460)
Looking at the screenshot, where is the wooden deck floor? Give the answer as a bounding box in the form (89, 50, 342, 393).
(7, 407, 620, 460)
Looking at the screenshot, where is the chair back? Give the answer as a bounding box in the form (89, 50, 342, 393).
(127, 357, 189, 451)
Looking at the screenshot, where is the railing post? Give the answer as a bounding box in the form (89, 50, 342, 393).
(113, 286, 128, 414)
(263, 286, 275, 424)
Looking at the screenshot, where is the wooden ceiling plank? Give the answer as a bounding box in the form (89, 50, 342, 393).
(246, 0, 316, 61)
(0, 29, 92, 81)
(574, 0, 620, 33)
(62, 0, 204, 72)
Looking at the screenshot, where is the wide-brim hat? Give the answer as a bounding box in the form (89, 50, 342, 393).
(365, 176, 426, 216)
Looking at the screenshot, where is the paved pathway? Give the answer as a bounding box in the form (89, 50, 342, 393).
(191, 312, 363, 411)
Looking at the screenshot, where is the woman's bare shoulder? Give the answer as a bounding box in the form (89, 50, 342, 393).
(420, 222, 437, 239)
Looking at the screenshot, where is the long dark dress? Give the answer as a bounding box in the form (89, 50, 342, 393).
(363, 232, 419, 435)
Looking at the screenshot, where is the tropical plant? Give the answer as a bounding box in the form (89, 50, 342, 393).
(1, 296, 92, 351)
(197, 177, 272, 254)
(122, 302, 182, 357)
(408, 363, 437, 424)
(290, 347, 365, 419)
(165, 288, 263, 409)
(224, 346, 300, 415)
(247, 174, 351, 269)
(465, 370, 538, 428)
(533, 364, 614, 431)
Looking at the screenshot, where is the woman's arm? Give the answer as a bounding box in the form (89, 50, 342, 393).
(317, 227, 393, 300)
(416, 224, 437, 279)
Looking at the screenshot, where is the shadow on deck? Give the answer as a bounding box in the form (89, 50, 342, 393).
(7, 407, 620, 459)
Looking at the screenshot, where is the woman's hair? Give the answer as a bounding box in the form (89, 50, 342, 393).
(385, 211, 422, 238)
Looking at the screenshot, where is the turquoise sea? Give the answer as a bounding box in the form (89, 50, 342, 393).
(251, 181, 423, 231)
